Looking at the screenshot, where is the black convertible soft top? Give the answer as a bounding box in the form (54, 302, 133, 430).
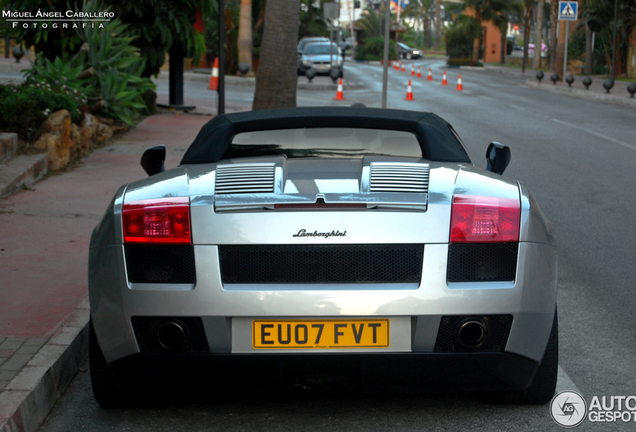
(180, 107, 471, 164)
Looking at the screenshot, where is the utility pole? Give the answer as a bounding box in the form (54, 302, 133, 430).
(381, 0, 390, 108)
(218, 0, 225, 114)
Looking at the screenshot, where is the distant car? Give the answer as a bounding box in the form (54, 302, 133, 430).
(340, 37, 357, 51)
(88, 107, 558, 407)
(397, 42, 423, 60)
(297, 36, 329, 56)
(298, 42, 344, 77)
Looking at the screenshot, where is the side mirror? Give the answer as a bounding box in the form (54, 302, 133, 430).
(485, 142, 511, 175)
(140, 145, 165, 176)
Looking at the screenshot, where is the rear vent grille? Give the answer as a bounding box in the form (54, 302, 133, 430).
(369, 163, 429, 193)
(215, 163, 276, 195)
(219, 244, 424, 284)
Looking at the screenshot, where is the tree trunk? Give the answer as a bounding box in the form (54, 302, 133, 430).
(628, 25, 636, 79)
(472, 11, 482, 63)
(500, 24, 506, 64)
(238, 0, 253, 74)
(253, 0, 300, 110)
(522, 9, 531, 72)
(584, 24, 593, 75)
(549, 0, 558, 72)
(533, 0, 544, 69)
(435, 0, 441, 50)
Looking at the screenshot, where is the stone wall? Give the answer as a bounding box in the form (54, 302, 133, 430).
(34, 110, 128, 171)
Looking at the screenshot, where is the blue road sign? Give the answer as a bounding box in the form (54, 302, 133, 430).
(559, 1, 578, 20)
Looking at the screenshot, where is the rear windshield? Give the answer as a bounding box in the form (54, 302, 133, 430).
(304, 44, 340, 55)
(227, 128, 423, 159)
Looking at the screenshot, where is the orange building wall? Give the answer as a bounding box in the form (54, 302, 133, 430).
(464, 10, 503, 64)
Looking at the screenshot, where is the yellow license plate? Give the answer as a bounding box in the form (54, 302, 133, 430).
(252, 319, 390, 349)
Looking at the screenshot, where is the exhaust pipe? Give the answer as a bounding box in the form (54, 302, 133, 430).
(157, 321, 187, 350)
(457, 319, 487, 349)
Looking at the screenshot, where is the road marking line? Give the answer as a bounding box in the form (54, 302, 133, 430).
(551, 118, 636, 151)
(556, 365, 582, 395)
(508, 104, 525, 111)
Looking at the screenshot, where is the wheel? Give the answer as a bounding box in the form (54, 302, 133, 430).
(480, 309, 558, 404)
(89, 319, 127, 408)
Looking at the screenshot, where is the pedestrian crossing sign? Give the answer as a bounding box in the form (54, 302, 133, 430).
(559, 1, 578, 20)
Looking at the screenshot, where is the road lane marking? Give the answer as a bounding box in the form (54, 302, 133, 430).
(507, 104, 525, 111)
(556, 365, 582, 395)
(551, 118, 636, 151)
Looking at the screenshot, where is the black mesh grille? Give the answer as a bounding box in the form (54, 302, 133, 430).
(447, 243, 518, 282)
(434, 315, 513, 353)
(219, 244, 424, 284)
(131, 317, 209, 353)
(125, 245, 196, 284)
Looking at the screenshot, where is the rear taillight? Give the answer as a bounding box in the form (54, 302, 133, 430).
(123, 197, 191, 244)
(450, 195, 520, 243)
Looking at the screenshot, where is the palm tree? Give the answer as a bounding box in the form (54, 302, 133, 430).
(403, 0, 435, 48)
(252, 0, 300, 109)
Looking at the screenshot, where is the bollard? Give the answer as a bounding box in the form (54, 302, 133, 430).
(238, 63, 249, 77)
(550, 73, 559, 85)
(582, 77, 592, 90)
(565, 74, 574, 87)
(627, 82, 636, 98)
(536, 71, 544, 83)
(329, 67, 340, 83)
(306, 67, 316, 83)
(603, 79, 614, 94)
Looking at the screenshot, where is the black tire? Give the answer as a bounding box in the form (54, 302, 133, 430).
(89, 319, 127, 408)
(480, 309, 558, 405)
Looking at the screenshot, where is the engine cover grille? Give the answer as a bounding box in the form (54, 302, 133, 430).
(218, 244, 424, 284)
(446, 243, 518, 282)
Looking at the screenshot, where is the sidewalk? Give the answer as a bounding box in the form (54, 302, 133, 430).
(0, 113, 213, 432)
(483, 63, 636, 108)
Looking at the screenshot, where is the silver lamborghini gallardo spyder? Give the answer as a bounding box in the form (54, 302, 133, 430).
(88, 107, 558, 407)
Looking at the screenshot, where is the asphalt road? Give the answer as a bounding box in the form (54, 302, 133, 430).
(37, 60, 636, 431)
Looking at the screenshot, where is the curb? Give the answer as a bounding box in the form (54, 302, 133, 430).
(0, 297, 89, 432)
(524, 80, 636, 108)
(0, 154, 48, 199)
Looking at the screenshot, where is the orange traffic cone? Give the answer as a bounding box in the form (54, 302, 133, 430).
(393, 61, 399, 70)
(441, 70, 448, 86)
(417, 66, 422, 78)
(410, 64, 415, 76)
(334, 78, 345, 100)
(401, 62, 406, 72)
(457, 74, 464, 91)
(405, 80, 414, 101)
(427, 67, 433, 81)
(208, 57, 219, 90)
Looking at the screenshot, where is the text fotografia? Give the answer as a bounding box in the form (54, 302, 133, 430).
(293, 229, 347, 239)
(4, 10, 113, 29)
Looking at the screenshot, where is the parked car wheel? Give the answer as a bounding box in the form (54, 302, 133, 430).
(480, 309, 558, 405)
(89, 319, 126, 408)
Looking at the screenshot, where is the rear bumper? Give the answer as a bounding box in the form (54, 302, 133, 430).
(108, 351, 539, 393)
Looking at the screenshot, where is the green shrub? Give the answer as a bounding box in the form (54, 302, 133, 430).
(0, 84, 84, 140)
(355, 37, 397, 61)
(445, 15, 481, 59)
